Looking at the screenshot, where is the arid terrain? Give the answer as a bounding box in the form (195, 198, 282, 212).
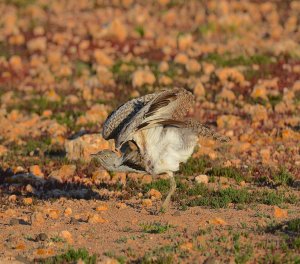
(0, 0, 300, 263)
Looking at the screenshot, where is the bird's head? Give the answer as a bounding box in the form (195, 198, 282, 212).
(91, 150, 120, 170)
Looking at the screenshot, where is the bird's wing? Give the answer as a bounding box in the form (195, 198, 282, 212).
(102, 93, 157, 140)
(116, 88, 195, 148)
(156, 118, 230, 142)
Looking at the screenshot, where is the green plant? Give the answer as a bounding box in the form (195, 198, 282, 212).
(140, 222, 173, 234)
(41, 248, 96, 264)
(207, 166, 244, 183)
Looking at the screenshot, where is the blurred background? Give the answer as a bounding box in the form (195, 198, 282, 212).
(0, 0, 299, 183)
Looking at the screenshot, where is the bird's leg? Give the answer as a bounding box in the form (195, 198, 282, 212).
(161, 172, 176, 211)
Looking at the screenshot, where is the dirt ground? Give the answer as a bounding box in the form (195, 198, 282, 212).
(0, 0, 300, 263)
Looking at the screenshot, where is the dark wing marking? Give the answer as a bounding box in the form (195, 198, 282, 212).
(102, 93, 157, 140)
(116, 88, 195, 148)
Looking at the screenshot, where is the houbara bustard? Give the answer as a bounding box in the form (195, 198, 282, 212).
(92, 88, 229, 210)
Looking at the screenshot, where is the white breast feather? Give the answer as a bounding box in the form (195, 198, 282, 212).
(134, 126, 198, 174)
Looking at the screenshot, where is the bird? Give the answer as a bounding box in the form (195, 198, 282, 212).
(92, 88, 229, 211)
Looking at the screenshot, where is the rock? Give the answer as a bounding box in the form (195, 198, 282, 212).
(88, 214, 107, 224)
(64, 207, 72, 216)
(94, 49, 113, 66)
(218, 88, 236, 101)
(92, 170, 111, 183)
(47, 209, 60, 220)
(274, 206, 288, 218)
(49, 165, 76, 183)
(29, 165, 44, 178)
(195, 175, 209, 184)
(216, 68, 245, 85)
(27, 37, 47, 52)
(116, 202, 127, 209)
(0, 145, 8, 156)
(76, 104, 108, 125)
(35, 233, 48, 242)
(8, 195, 17, 202)
(65, 134, 112, 162)
(147, 189, 162, 200)
(142, 199, 152, 207)
(217, 115, 240, 129)
(31, 212, 45, 226)
(95, 205, 108, 211)
(251, 85, 268, 100)
(108, 19, 127, 42)
(180, 242, 193, 251)
(174, 53, 189, 64)
(141, 174, 152, 184)
(186, 59, 201, 73)
(178, 34, 193, 50)
(260, 148, 271, 163)
(208, 217, 227, 225)
(193, 82, 206, 98)
(159, 61, 169, 72)
(60, 230, 73, 244)
(23, 197, 33, 205)
(132, 69, 156, 87)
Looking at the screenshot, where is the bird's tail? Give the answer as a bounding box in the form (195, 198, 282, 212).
(185, 119, 230, 143)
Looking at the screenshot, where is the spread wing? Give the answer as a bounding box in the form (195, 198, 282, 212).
(102, 93, 157, 140)
(115, 88, 195, 148)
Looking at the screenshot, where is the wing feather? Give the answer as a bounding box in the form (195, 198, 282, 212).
(116, 88, 195, 148)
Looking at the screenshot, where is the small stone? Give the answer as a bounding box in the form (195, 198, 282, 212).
(60, 230, 73, 244)
(174, 53, 189, 64)
(92, 170, 111, 183)
(48, 209, 60, 220)
(178, 34, 193, 50)
(193, 82, 206, 98)
(29, 165, 44, 178)
(0, 145, 8, 157)
(116, 203, 127, 209)
(142, 199, 152, 207)
(180, 242, 193, 251)
(132, 69, 156, 87)
(185, 59, 201, 73)
(8, 195, 17, 202)
(195, 175, 209, 184)
(147, 189, 162, 200)
(23, 197, 33, 205)
(219, 177, 229, 184)
(141, 174, 152, 184)
(65, 134, 112, 162)
(49, 165, 76, 183)
(159, 61, 169, 72)
(209, 217, 227, 225)
(88, 214, 107, 224)
(274, 206, 288, 218)
(95, 205, 109, 211)
(36, 233, 48, 242)
(64, 208, 72, 216)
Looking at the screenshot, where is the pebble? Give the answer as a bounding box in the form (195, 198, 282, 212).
(142, 199, 152, 207)
(8, 195, 17, 202)
(95, 205, 109, 211)
(23, 197, 33, 205)
(35, 233, 48, 242)
(60, 230, 73, 244)
(64, 207, 72, 216)
(195, 175, 209, 184)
